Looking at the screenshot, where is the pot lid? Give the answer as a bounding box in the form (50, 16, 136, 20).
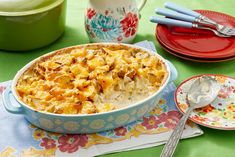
(0, 0, 56, 12)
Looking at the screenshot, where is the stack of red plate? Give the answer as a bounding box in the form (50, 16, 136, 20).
(156, 10, 235, 62)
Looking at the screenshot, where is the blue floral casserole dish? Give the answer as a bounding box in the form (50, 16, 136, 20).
(2, 43, 177, 134)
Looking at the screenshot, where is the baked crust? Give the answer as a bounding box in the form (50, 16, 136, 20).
(16, 44, 168, 114)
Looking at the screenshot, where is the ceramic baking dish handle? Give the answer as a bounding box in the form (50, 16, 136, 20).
(166, 60, 178, 82)
(2, 86, 23, 114)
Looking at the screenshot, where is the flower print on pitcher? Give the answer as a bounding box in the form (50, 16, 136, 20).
(85, 0, 147, 43)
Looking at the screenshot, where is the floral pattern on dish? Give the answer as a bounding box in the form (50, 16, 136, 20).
(175, 75, 235, 130)
(0, 81, 199, 156)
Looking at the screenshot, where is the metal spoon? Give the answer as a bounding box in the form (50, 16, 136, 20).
(160, 75, 221, 157)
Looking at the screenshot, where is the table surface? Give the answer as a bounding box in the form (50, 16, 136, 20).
(0, 0, 235, 157)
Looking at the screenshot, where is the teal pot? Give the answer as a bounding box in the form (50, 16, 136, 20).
(2, 43, 178, 134)
(0, 0, 66, 51)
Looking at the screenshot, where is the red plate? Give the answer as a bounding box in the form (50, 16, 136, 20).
(158, 38, 235, 62)
(156, 10, 235, 59)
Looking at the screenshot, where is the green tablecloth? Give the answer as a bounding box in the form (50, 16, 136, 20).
(0, 0, 235, 156)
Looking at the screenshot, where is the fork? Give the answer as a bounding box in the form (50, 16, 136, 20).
(150, 16, 231, 38)
(164, 2, 235, 36)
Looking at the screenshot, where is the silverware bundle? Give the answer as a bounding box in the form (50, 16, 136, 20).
(150, 2, 235, 37)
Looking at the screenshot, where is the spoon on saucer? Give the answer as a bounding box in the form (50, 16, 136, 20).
(160, 75, 221, 157)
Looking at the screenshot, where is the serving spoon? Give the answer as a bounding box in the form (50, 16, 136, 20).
(161, 75, 221, 157)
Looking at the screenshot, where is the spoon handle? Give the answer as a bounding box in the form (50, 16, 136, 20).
(160, 106, 193, 157)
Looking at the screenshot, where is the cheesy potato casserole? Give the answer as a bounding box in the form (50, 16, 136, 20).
(16, 45, 167, 114)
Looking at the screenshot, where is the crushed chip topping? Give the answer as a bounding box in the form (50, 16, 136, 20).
(16, 45, 167, 114)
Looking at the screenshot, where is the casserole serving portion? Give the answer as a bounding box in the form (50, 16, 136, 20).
(3, 43, 177, 133)
(16, 44, 167, 114)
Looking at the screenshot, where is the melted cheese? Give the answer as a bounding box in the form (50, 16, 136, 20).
(16, 45, 167, 114)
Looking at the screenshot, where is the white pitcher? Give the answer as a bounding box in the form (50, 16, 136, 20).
(85, 0, 147, 43)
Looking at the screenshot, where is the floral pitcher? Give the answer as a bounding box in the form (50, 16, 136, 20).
(85, 0, 147, 43)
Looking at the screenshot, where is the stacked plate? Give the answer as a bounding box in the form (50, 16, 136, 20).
(156, 10, 235, 62)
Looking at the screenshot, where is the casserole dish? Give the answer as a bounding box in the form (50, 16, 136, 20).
(0, 0, 66, 51)
(2, 43, 177, 133)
